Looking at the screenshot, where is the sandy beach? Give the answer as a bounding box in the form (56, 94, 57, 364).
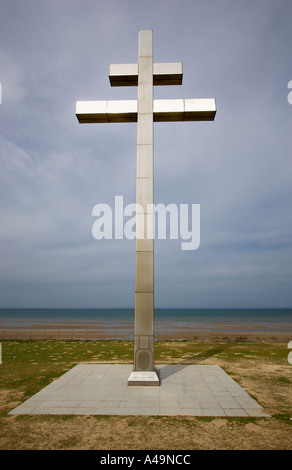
(1, 320, 291, 340)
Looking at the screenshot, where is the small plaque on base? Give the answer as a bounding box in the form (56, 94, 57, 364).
(128, 369, 160, 386)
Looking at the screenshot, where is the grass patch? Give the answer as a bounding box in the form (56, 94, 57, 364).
(155, 339, 287, 364)
(0, 339, 292, 450)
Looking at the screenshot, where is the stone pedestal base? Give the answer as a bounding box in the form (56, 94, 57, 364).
(128, 369, 160, 386)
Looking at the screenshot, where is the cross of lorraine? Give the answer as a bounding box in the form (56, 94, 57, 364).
(76, 30, 216, 386)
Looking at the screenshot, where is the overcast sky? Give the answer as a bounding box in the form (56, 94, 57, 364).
(1, 0, 291, 309)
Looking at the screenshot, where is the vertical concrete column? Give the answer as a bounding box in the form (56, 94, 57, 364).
(132, 30, 157, 379)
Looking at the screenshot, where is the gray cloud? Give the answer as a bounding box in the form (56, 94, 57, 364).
(1, 0, 292, 308)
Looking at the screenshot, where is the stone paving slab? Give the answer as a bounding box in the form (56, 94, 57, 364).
(9, 364, 270, 417)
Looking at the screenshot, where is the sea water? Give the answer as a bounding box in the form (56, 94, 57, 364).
(0, 308, 291, 332)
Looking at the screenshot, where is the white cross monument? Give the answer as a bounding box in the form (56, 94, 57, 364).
(76, 30, 216, 386)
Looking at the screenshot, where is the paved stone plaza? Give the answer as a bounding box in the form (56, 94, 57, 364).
(9, 364, 269, 417)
